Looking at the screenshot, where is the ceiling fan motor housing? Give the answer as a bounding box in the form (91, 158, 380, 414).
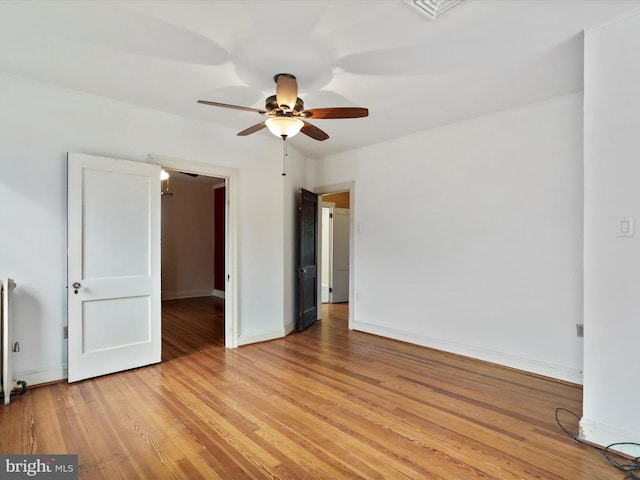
(264, 95, 305, 116)
(274, 73, 299, 112)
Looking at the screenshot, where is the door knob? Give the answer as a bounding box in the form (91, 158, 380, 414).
(72, 282, 81, 294)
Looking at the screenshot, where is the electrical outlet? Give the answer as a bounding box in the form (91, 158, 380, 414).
(63, 326, 68, 339)
(576, 324, 584, 338)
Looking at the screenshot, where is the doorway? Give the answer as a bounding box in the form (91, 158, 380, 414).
(160, 170, 225, 353)
(317, 183, 355, 329)
(148, 154, 238, 349)
(321, 198, 350, 304)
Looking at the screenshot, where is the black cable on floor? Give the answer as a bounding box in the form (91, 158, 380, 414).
(555, 407, 640, 480)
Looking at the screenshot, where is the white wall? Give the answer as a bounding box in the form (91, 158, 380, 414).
(582, 12, 640, 453)
(0, 73, 295, 384)
(315, 93, 584, 383)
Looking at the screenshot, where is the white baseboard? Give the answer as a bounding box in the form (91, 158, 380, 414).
(14, 364, 67, 387)
(284, 321, 296, 336)
(351, 321, 583, 384)
(162, 289, 216, 300)
(580, 417, 640, 457)
(238, 328, 287, 346)
(213, 289, 225, 299)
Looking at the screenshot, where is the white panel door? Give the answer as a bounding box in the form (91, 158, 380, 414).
(331, 208, 350, 303)
(67, 153, 161, 382)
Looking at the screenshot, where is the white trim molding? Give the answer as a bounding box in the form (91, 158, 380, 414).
(15, 365, 67, 387)
(238, 328, 288, 347)
(352, 320, 584, 384)
(162, 290, 217, 301)
(579, 417, 640, 458)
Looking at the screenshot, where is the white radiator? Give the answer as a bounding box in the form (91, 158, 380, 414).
(1, 278, 17, 405)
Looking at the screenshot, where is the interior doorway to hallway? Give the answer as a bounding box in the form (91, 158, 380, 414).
(160, 170, 226, 354)
(148, 153, 239, 349)
(317, 184, 354, 329)
(321, 191, 351, 305)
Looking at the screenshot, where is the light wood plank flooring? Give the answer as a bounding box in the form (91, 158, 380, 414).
(0, 298, 624, 479)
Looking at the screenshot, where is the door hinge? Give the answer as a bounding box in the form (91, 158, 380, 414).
(329, 213, 333, 218)
(329, 287, 333, 293)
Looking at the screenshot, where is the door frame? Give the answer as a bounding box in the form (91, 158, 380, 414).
(321, 202, 335, 304)
(315, 181, 355, 329)
(148, 154, 239, 348)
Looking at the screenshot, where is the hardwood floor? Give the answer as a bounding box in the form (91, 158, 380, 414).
(0, 299, 625, 479)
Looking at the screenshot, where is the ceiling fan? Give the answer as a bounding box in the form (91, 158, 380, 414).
(197, 74, 368, 141)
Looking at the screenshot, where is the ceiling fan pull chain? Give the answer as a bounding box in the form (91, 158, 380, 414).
(282, 135, 288, 176)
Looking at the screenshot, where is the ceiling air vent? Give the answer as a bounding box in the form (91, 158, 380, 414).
(406, 0, 463, 20)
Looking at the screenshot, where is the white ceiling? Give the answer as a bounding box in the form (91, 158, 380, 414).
(2, 0, 640, 158)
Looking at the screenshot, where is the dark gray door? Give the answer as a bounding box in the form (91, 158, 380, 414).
(297, 188, 319, 330)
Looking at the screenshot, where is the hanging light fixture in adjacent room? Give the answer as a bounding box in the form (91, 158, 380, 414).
(160, 169, 173, 195)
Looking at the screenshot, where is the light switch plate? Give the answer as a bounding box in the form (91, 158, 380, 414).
(617, 216, 634, 237)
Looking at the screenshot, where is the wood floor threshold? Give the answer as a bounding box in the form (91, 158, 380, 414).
(0, 298, 625, 479)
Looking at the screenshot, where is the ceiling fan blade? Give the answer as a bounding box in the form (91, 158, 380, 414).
(197, 100, 266, 114)
(303, 107, 369, 119)
(237, 122, 267, 136)
(301, 121, 329, 141)
(275, 74, 298, 112)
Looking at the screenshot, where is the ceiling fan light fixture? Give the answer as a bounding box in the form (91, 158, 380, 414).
(266, 116, 304, 139)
